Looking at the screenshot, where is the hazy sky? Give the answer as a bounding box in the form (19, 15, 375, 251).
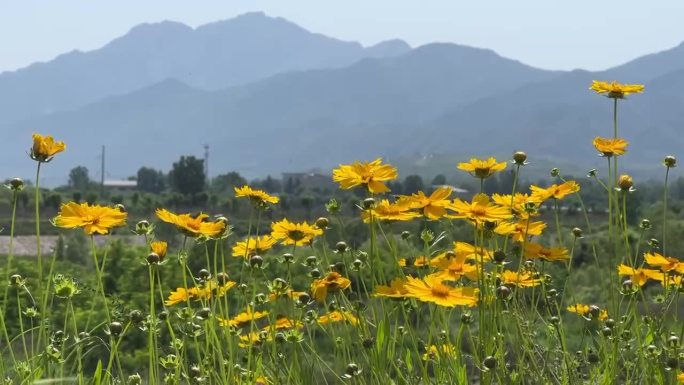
(1, 1, 683, 72)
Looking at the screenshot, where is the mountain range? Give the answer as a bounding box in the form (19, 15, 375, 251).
(1, 12, 682, 185)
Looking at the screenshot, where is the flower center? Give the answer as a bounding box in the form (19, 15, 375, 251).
(474, 167, 491, 178)
(430, 283, 451, 298)
(288, 230, 305, 241)
(471, 206, 487, 217)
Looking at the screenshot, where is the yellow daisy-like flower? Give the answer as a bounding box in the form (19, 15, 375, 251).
(219, 307, 269, 328)
(644, 252, 684, 274)
(238, 332, 271, 348)
(398, 256, 430, 268)
(317, 310, 359, 326)
(498, 270, 542, 288)
(590, 80, 644, 99)
(155, 208, 226, 238)
(422, 344, 457, 360)
(362, 199, 420, 223)
(530, 181, 580, 202)
(399, 186, 452, 220)
(31, 133, 66, 162)
(150, 241, 168, 260)
(53, 202, 127, 235)
(617, 264, 663, 287)
(592, 137, 628, 157)
(491, 193, 541, 216)
(402, 276, 478, 307)
(430, 242, 493, 265)
(447, 193, 512, 225)
(267, 289, 306, 302)
(567, 304, 608, 321)
(266, 316, 304, 330)
(311, 272, 351, 301)
(165, 287, 195, 306)
(373, 278, 409, 298)
(427, 255, 479, 282)
(524, 242, 570, 262)
(494, 219, 546, 242)
(457, 157, 507, 179)
(234, 185, 279, 205)
(164, 280, 236, 306)
(332, 158, 398, 193)
(232, 235, 278, 258)
(271, 219, 323, 245)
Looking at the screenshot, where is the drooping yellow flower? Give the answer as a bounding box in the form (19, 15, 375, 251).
(399, 187, 452, 220)
(592, 137, 628, 157)
(644, 252, 684, 273)
(266, 316, 303, 330)
(311, 272, 351, 301)
(362, 199, 420, 222)
(267, 289, 306, 302)
(234, 185, 279, 205)
(219, 307, 269, 328)
(447, 193, 512, 225)
(317, 310, 359, 326)
(457, 157, 507, 179)
(430, 242, 493, 265)
(31, 133, 66, 162)
(491, 193, 541, 216)
(590, 80, 644, 99)
(373, 278, 409, 298)
(498, 270, 542, 288)
(232, 235, 278, 258)
(150, 241, 168, 260)
(494, 219, 546, 242)
(155, 208, 227, 238)
(530, 181, 580, 202)
(567, 304, 608, 321)
(165, 287, 195, 306)
(270, 219, 323, 245)
(423, 344, 457, 360)
(618, 264, 664, 287)
(524, 242, 570, 262)
(238, 332, 271, 348)
(402, 276, 478, 307)
(53, 202, 127, 235)
(332, 158, 398, 193)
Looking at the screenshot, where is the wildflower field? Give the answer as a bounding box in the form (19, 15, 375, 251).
(1, 80, 683, 384)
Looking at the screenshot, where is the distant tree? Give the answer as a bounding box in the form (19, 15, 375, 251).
(431, 174, 447, 186)
(403, 175, 424, 194)
(212, 172, 247, 193)
(284, 177, 300, 194)
(169, 156, 205, 195)
(137, 167, 166, 193)
(69, 166, 90, 191)
(260, 176, 282, 193)
(44, 193, 62, 210)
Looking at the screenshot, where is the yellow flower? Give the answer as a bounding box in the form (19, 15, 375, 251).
(457, 157, 507, 179)
(618, 174, 634, 191)
(402, 276, 478, 307)
(53, 202, 127, 235)
(219, 307, 269, 328)
(427, 255, 479, 282)
(150, 241, 168, 260)
(317, 310, 359, 326)
(155, 208, 226, 238)
(332, 158, 398, 193)
(524, 242, 570, 262)
(447, 193, 512, 225)
(234, 185, 279, 205)
(399, 187, 452, 220)
(165, 287, 195, 306)
(373, 278, 409, 298)
(617, 264, 663, 287)
(362, 199, 420, 222)
(266, 316, 303, 330)
(238, 332, 271, 348)
(590, 80, 644, 99)
(498, 270, 542, 288)
(592, 137, 628, 157)
(430, 242, 493, 265)
(494, 219, 546, 242)
(311, 272, 351, 301)
(422, 344, 456, 360)
(530, 181, 580, 202)
(271, 219, 323, 245)
(164, 280, 235, 306)
(644, 252, 684, 273)
(31, 133, 66, 162)
(398, 256, 430, 268)
(268, 289, 306, 302)
(232, 235, 277, 258)
(567, 304, 608, 321)
(491, 193, 540, 216)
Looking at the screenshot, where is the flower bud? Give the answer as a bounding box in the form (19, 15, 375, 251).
(668, 333, 680, 348)
(198, 269, 211, 281)
(197, 307, 211, 320)
(617, 174, 633, 191)
(9, 274, 23, 287)
(550, 168, 560, 177)
(8, 178, 24, 191)
(493, 250, 506, 264)
(315, 217, 329, 230)
(588, 305, 601, 319)
(400, 231, 411, 240)
(114, 204, 126, 213)
(549, 316, 560, 325)
(310, 268, 321, 279)
(664, 155, 677, 168)
(335, 242, 348, 253)
(128, 310, 144, 324)
(483, 356, 497, 370)
(216, 272, 230, 285)
(513, 151, 528, 165)
(572, 227, 583, 238)
(461, 312, 473, 324)
(127, 373, 142, 385)
(108, 321, 123, 337)
(249, 255, 263, 268)
(135, 220, 151, 235)
(146, 252, 160, 265)
(305, 255, 318, 267)
(282, 253, 294, 263)
(362, 198, 375, 210)
(496, 285, 511, 301)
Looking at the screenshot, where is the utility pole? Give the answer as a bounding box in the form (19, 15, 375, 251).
(100, 145, 105, 197)
(203, 144, 210, 187)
